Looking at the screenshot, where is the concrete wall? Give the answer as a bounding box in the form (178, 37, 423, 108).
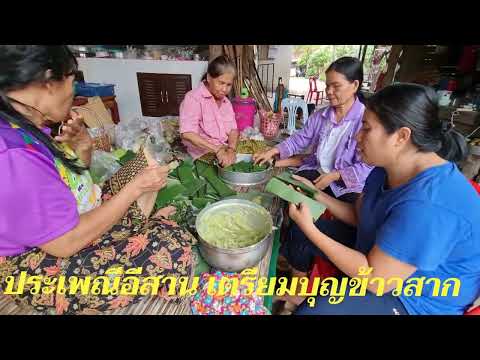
(77, 58, 208, 121)
(259, 45, 293, 90)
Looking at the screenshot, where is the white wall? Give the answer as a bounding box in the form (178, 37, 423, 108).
(259, 45, 293, 90)
(77, 58, 208, 121)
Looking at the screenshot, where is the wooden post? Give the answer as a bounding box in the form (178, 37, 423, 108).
(209, 45, 224, 61)
(381, 45, 403, 88)
(358, 45, 363, 59)
(361, 45, 368, 64)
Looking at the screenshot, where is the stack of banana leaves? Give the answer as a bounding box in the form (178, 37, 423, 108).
(155, 157, 237, 232)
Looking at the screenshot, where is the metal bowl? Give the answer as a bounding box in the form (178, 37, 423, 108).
(217, 154, 274, 186)
(195, 199, 273, 272)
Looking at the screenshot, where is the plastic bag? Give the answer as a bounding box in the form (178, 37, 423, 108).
(144, 134, 172, 164)
(87, 125, 115, 152)
(241, 126, 264, 141)
(159, 116, 180, 144)
(113, 116, 174, 155)
(113, 116, 149, 151)
(89, 150, 122, 185)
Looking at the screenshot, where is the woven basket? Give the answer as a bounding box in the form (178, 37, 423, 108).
(259, 110, 283, 139)
(71, 106, 112, 152)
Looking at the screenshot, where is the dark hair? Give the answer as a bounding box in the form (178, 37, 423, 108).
(365, 83, 468, 163)
(201, 55, 236, 82)
(326, 56, 364, 96)
(0, 45, 84, 173)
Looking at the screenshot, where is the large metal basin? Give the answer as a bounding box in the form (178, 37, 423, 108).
(218, 154, 274, 186)
(195, 199, 273, 272)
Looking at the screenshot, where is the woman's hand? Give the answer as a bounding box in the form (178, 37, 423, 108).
(288, 202, 314, 231)
(291, 174, 317, 191)
(152, 205, 176, 219)
(54, 110, 93, 152)
(127, 165, 169, 198)
(216, 146, 236, 167)
(313, 171, 341, 190)
(224, 149, 236, 167)
(253, 147, 279, 165)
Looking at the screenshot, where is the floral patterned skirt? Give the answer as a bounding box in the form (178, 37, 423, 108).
(0, 181, 197, 315)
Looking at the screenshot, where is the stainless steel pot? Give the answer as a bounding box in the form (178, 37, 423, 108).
(195, 199, 273, 272)
(217, 154, 274, 186)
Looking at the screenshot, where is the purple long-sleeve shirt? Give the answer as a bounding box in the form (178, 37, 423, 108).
(276, 97, 373, 197)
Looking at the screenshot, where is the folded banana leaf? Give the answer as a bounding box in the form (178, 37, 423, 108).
(204, 192, 220, 201)
(194, 160, 209, 178)
(177, 162, 195, 183)
(232, 161, 251, 172)
(183, 178, 207, 197)
(192, 197, 214, 210)
(275, 171, 318, 197)
(195, 161, 236, 198)
(169, 167, 179, 180)
(155, 179, 187, 208)
(265, 178, 326, 221)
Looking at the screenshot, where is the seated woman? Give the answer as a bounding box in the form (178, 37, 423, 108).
(179, 55, 239, 167)
(254, 57, 373, 203)
(0, 46, 196, 315)
(284, 83, 480, 315)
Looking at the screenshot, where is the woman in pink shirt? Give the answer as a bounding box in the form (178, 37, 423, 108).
(179, 55, 239, 167)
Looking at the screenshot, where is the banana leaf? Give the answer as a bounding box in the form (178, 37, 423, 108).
(232, 161, 252, 172)
(155, 179, 187, 208)
(177, 162, 195, 183)
(194, 159, 209, 178)
(192, 197, 214, 209)
(182, 156, 194, 167)
(183, 178, 207, 197)
(252, 163, 268, 172)
(265, 178, 326, 221)
(169, 167, 179, 180)
(112, 148, 127, 160)
(195, 161, 236, 198)
(117, 150, 136, 166)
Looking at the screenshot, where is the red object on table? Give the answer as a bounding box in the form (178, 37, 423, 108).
(72, 96, 120, 124)
(447, 80, 457, 92)
(469, 179, 480, 195)
(306, 77, 324, 106)
(231, 97, 256, 131)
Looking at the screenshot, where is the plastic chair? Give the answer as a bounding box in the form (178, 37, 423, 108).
(306, 77, 324, 106)
(281, 97, 309, 135)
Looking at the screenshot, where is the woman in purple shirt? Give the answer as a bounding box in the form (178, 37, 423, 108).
(0, 46, 196, 314)
(254, 57, 373, 203)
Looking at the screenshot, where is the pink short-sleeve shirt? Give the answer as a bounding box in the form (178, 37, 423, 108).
(179, 82, 237, 159)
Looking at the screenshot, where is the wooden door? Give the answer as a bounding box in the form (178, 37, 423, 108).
(137, 72, 168, 117)
(165, 74, 192, 115)
(137, 73, 192, 116)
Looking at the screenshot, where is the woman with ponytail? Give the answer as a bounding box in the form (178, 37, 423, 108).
(0, 46, 196, 314)
(284, 83, 480, 315)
